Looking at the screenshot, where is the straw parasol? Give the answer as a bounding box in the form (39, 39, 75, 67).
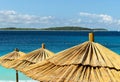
(0, 48, 25, 82)
(22, 33, 120, 82)
(8, 43, 55, 71)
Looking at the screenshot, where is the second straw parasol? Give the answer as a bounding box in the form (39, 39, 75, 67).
(22, 33, 120, 82)
(8, 43, 55, 71)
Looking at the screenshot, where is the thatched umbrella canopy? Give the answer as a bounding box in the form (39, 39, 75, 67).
(22, 33, 120, 82)
(0, 48, 25, 68)
(8, 43, 55, 71)
(0, 48, 26, 82)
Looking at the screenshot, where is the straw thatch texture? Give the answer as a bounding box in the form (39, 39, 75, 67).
(8, 47, 55, 71)
(22, 41, 120, 82)
(0, 51, 25, 68)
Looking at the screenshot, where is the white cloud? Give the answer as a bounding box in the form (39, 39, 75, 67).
(0, 10, 120, 30)
(0, 10, 55, 27)
(100, 14, 112, 21)
(78, 12, 120, 30)
(117, 20, 120, 25)
(0, 10, 16, 15)
(79, 12, 97, 17)
(79, 12, 113, 23)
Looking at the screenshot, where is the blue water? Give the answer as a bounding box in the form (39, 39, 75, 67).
(0, 31, 120, 81)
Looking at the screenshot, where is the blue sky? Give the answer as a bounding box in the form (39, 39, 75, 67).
(0, 0, 120, 30)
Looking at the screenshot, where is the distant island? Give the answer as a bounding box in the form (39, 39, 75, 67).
(41, 26, 107, 31)
(0, 26, 107, 31)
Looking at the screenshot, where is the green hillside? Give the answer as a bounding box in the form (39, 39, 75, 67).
(41, 26, 107, 31)
(0, 26, 107, 31)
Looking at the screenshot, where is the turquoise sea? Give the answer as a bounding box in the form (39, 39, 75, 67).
(0, 31, 120, 82)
